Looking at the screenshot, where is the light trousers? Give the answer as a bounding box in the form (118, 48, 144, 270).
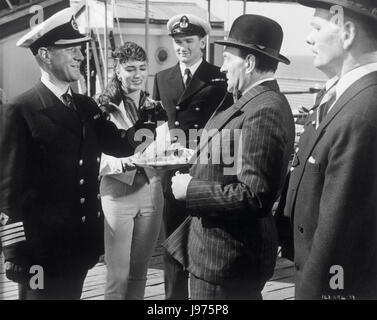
(101, 175, 163, 300)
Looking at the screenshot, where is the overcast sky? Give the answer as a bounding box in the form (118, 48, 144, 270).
(151, 0, 315, 56)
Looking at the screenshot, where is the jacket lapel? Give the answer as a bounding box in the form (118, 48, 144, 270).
(178, 60, 209, 105)
(167, 64, 185, 102)
(290, 71, 377, 207)
(35, 81, 82, 137)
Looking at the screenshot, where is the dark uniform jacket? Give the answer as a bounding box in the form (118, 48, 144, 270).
(152, 59, 231, 237)
(285, 71, 377, 300)
(0, 82, 137, 274)
(164, 81, 295, 285)
(153, 60, 231, 149)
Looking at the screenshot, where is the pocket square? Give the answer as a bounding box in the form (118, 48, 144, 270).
(308, 156, 316, 164)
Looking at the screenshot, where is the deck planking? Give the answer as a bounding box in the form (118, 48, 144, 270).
(0, 248, 294, 300)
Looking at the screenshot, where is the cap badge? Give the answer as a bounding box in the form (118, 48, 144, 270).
(71, 17, 79, 31)
(179, 16, 189, 29)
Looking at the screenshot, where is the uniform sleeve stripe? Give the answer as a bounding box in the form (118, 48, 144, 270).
(0, 221, 23, 232)
(2, 236, 26, 247)
(0, 226, 25, 238)
(1, 231, 26, 242)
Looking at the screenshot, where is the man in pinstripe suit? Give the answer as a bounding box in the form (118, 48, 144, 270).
(164, 15, 295, 300)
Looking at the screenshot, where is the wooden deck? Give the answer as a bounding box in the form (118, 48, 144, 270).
(0, 243, 294, 300)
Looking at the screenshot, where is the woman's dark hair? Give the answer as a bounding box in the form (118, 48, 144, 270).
(98, 42, 148, 112)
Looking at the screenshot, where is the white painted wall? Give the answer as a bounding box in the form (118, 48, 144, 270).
(0, 31, 40, 101)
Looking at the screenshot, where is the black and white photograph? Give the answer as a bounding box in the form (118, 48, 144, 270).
(0, 0, 376, 307)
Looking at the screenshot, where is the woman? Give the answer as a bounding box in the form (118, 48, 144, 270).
(98, 42, 165, 300)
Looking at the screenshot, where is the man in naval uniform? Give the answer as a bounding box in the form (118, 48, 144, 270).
(152, 14, 231, 299)
(0, 8, 152, 300)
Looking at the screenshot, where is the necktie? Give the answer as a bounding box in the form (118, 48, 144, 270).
(314, 80, 338, 127)
(184, 68, 192, 88)
(317, 86, 337, 125)
(61, 92, 76, 111)
(313, 87, 327, 109)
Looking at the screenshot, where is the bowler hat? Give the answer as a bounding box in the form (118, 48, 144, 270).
(215, 14, 290, 65)
(297, 0, 377, 21)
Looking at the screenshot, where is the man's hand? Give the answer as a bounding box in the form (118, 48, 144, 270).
(121, 157, 136, 171)
(5, 256, 31, 284)
(295, 105, 310, 125)
(171, 172, 192, 201)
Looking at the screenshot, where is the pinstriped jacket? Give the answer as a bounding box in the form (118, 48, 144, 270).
(164, 80, 295, 284)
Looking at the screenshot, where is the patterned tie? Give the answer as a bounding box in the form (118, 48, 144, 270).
(184, 68, 192, 88)
(61, 91, 76, 111)
(317, 85, 337, 125)
(313, 87, 327, 109)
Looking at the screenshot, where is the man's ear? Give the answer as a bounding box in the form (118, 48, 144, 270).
(244, 54, 256, 74)
(37, 47, 51, 64)
(342, 20, 356, 50)
(199, 37, 206, 50)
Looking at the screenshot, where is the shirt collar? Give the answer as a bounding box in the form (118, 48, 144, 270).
(40, 70, 71, 101)
(336, 62, 377, 100)
(325, 76, 339, 91)
(179, 58, 203, 78)
(242, 77, 276, 95)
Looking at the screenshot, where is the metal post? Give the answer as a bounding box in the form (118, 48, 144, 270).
(104, 0, 108, 86)
(206, 0, 211, 62)
(243, 0, 247, 14)
(227, 0, 231, 30)
(145, 0, 150, 89)
(86, 0, 90, 96)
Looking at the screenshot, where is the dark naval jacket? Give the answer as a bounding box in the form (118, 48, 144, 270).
(0, 81, 137, 274)
(152, 60, 231, 148)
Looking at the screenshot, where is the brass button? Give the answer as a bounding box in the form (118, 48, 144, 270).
(172, 136, 178, 142)
(98, 175, 101, 182)
(312, 121, 316, 126)
(174, 121, 180, 127)
(195, 107, 200, 112)
(97, 157, 100, 163)
(194, 124, 199, 129)
(82, 216, 86, 223)
(79, 179, 84, 185)
(97, 211, 101, 218)
(175, 105, 180, 111)
(79, 160, 83, 166)
(97, 194, 101, 200)
(80, 198, 85, 204)
(309, 110, 314, 115)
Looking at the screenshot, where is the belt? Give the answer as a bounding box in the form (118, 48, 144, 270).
(136, 167, 145, 175)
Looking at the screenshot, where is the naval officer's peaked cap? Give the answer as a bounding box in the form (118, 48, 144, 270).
(17, 7, 90, 55)
(167, 14, 211, 37)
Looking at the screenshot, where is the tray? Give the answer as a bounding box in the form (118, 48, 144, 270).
(132, 160, 191, 169)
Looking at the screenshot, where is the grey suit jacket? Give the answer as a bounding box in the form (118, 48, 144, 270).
(164, 80, 295, 284)
(285, 71, 377, 300)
